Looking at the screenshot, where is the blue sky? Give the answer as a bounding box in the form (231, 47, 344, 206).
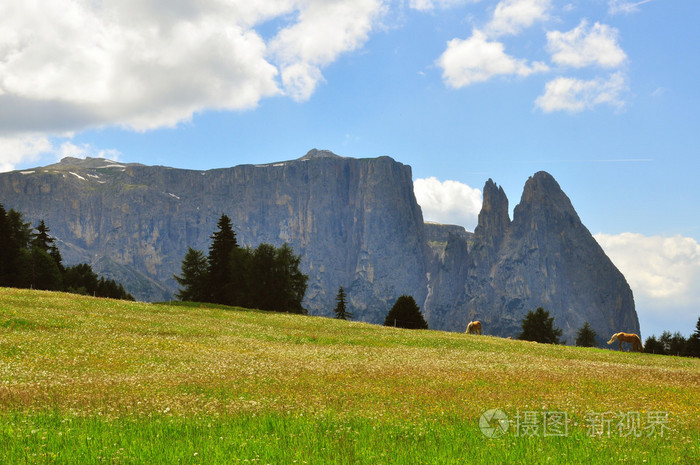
(1, 0, 698, 339)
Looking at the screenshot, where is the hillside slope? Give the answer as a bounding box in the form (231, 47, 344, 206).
(0, 288, 697, 464)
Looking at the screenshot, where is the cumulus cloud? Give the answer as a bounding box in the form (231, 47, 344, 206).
(0, 2, 283, 132)
(438, 30, 548, 87)
(547, 21, 627, 68)
(269, 0, 385, 101)
(0, 0, 385, 133)
(535, 72, 627, 112)
(413, 177, 482, 230)
(0, 135, 53, 172)
(486, 0, 552, 37)
(435, 0, 551, 88)
(595, 232, 700, 336)
(0, 136, 122, 172)
(434, 0, 632, 112)
(57, 142, 122, 162)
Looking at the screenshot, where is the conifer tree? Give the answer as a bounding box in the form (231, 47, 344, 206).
(247, 243, 307, 313)
(19, 247, 63, 291)
(0, 205, 12, 285)
(207, 214, 238, 305)
(31, 220, 64, 272)
(685, 317, 700, 357)
(643, 335, 665, 355)
(274, 243, 307, 314)
(518, 307, 563, 344)
(575, 322, 597, 347)
(660, 331, 686, 356)
(384, 295, 428, 329)
(31, 220, 54, 251)
(333, 286, 353, 320)
(174, 248, 209, 302)
(7, 209, 32, 250)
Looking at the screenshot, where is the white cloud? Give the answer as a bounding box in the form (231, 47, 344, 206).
(0, 135, 53, 172)
(438, 30, 548, 87)
(57, 142, 122, 162)
(269, 0, 385, 101)
(414, 177, 482, 230)
(595, 232, 700, 336)
(535, 72, 627, 112)
(486, 0, 552, 37)
(0, 136, 121, 172)
(0, 0, 386, 134)
(0, 1, 281, 132)
(547, 20, 626, 68)
(608, 0, 655, 15)
(409, 0, 479, 11)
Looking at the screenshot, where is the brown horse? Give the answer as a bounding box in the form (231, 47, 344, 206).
(607, 332, 643, 352)
(466, 321, 482, 335)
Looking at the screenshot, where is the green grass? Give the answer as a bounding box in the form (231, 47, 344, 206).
(1, 287, 698, 464)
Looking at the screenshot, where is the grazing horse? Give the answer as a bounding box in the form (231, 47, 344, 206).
(466, 320, 482, 335)
(607, 332, 643, 352)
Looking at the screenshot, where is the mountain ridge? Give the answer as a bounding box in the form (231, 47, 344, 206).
(0, 151, 639, 342)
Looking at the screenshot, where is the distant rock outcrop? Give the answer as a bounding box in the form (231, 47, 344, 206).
(426, 172, 639, 344)
(0, 152, 639, 343)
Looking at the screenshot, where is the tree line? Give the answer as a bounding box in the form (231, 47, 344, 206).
(0, 204, 133, 300)
(174, 214, 308, 313)
(642, 321, 700, 357)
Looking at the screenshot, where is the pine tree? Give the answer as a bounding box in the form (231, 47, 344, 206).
(660, 331, 687, 356)
(685, 317, 700, 357)
(384, 295, 428, 329)
(1, 208, 31, 287)
(247, 243, 307, 313)
(207, 214, 238, 305)
(274, 243, 307, 314)
(334, 286, 353, 320)
(6, 209, 32, 250)
(248, 243, 277, 310)
(18, 247, 63, 291)
(63, 263, 100, 295)
(643, 335, 665, 355)
(575, 322, 597, 347)
(31, 220, 64, 272)
(174, 248, 209, 302)
(31, 220, 54, 252)
(518, 307, 563, 344)
(0, 205, 12, 285)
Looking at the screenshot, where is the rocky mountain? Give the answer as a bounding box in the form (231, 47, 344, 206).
(0, 150, 639, 343)
(424, 172, 639, 344)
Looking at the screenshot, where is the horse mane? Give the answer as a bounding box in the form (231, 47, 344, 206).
(607, 332, 622, 345)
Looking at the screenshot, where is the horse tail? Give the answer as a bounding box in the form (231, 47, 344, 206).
(607, 333, 618, 345)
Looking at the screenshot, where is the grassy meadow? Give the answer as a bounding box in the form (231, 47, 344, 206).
(0, 287, 698, 464)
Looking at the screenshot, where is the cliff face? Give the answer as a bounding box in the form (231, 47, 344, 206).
(0, 151, 428, 322)
(0, 153, 639, 343)
(426, 172, 640, 344)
